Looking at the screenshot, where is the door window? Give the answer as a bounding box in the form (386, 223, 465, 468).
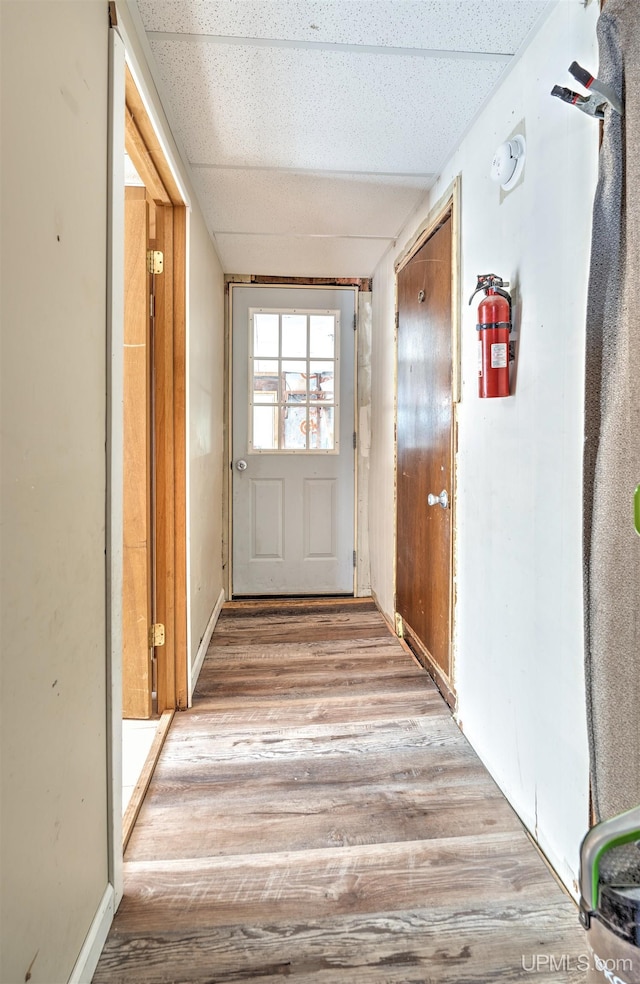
(249, 309, 339, 452)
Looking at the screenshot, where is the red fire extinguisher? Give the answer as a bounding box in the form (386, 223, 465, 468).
(468, 274, 512, 398)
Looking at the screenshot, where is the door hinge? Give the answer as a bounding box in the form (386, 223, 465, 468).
(353, 313, 357, 331)
(353, 549, 357, 568)
(353, 431, 357, 450)
(395, 310, 400, 332)
(147, 250, 164, 275)
(395, 612, 404, 639)
(149, 623, 165, 647)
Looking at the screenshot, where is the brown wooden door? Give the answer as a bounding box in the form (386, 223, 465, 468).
(396, 214, 454, 692)
(122, 186, 153, 719)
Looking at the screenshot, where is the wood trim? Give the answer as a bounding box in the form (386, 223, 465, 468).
(394, 179, 459, 275)
(450, 176, 462, 406)
(449, 181, 461, 688)
(122, 186, 153, 720)
(125, 110, 171, 205)
(122, 710, 174, 850)
(153, 205, 176, 713)
(226, 275, 372, 291)
(173, 206, 188, 710)
(223, 596, 376, 612)
(124, 67, 187, 715)
(125, 65, 183, 206)
(400, 619, 456, 711)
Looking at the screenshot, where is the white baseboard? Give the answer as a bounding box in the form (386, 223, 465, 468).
(190, 587, 226, 701)
(68, 883, 115, 984)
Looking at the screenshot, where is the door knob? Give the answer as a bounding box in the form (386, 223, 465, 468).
(427, 490, 449, 509)
(236, 459, 248, 471)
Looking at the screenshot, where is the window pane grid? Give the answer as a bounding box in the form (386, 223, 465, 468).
(250, 310, 338, 451)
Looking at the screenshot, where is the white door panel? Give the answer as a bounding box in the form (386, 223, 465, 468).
(303, 479, 336, 559)
(250, 479, 284, 559)
(232, 286, 355, 596)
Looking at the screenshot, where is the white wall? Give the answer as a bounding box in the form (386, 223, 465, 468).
(0, 4, 110, 981)
(369, 0, 599, 893)
(370, 266, 397, 617)
(0, 3, 227, 979)
(188, 208, 226, 677)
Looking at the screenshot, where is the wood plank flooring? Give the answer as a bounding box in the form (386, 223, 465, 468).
(93, 600, 586, 983)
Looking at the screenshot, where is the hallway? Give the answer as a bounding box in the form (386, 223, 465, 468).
(93, 599, 585, 983)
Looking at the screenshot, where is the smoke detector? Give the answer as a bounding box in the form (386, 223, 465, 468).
(490, 135, 526, 190)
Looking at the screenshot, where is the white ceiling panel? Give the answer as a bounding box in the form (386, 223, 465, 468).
(216, 232, 391, 277)
(148, 39, 506, 172)
(137, 1, 549, 55)
(132, 0, 555, 277)
(190, 168, 431, 237)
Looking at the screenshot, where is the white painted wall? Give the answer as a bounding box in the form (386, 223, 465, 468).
(0, 4, 110, 982)
(369, 0, 599, 893)
(188, 208, 226, 680)
(370, 265, 397, 618)
(0, 3, 226, 980)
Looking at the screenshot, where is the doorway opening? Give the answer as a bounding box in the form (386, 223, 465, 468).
(228, 284, 358, 598)
(120, 63, 188, 842)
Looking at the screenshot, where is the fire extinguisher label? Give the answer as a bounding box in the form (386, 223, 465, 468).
(491, 342, 508, 369)
(478, 340, 483, 375)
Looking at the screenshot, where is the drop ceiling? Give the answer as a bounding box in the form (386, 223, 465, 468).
(133, 0, 553, 277)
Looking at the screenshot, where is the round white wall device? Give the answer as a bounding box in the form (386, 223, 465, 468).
(490, 135, 526, 190)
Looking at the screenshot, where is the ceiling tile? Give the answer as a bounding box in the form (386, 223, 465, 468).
(149, 40, 505, 172)
(191, 168, 430, 237)
(216, 232, 390, 277)
(133, 1, 554, 277)
(137, 1, 549, 55)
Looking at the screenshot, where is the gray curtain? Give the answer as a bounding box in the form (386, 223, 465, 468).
(584, 0, 640, 821)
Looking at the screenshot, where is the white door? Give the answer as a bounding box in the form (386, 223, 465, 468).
(231, 285, 356, 596)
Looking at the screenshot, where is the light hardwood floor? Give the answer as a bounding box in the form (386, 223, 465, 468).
(93, 599, 586, 983)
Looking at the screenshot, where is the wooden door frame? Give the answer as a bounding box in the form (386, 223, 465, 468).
(122, 185, 154, 719)
(225, 281, 361, 600)
(393, 178, 461, 704)
(106, 11, 191, 927)
(123, 66, 188, 713)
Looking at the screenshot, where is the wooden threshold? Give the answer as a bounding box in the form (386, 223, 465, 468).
(225, 596, 375, 611)
(122, 709, 174, 850)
